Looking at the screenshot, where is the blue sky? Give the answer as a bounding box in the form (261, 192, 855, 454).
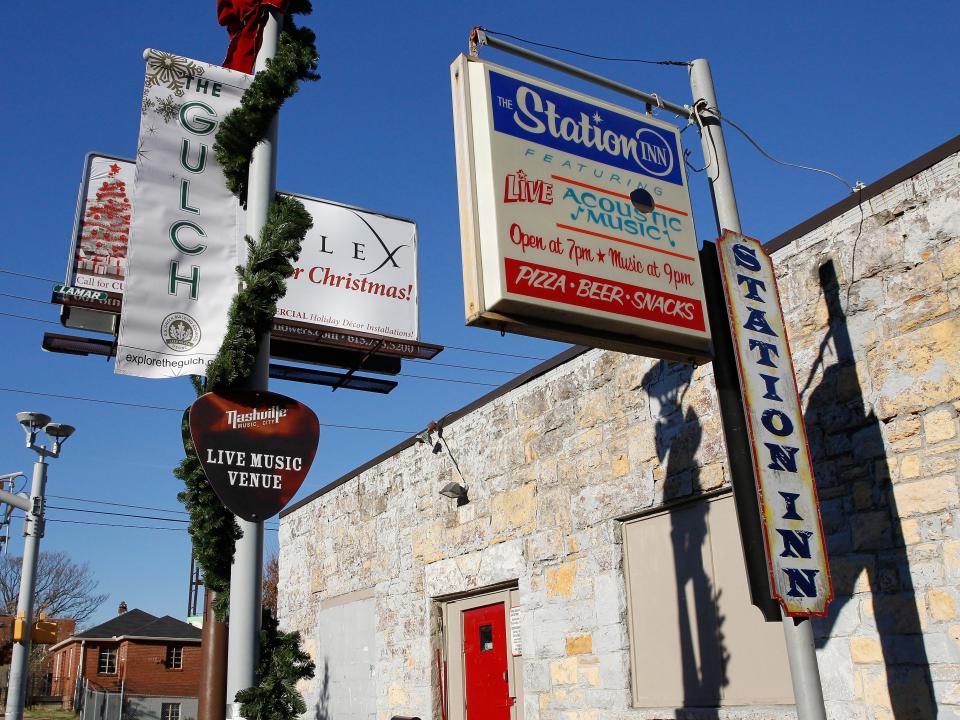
(0, 1, 956, 628)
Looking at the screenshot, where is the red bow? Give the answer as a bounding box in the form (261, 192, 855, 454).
(217, 0, 288, 74)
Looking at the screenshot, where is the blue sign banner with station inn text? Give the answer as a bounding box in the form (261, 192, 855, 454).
(489, 70, 684, 187)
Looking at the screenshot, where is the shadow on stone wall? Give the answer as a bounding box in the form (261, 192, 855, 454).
(645, 360, 729, 714)
(804, 260, 936, 719)
(313, 659, 330, 720)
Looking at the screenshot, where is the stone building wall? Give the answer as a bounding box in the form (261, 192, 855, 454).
(279, 141, 960, 720)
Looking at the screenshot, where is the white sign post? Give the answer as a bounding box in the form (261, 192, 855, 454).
(716, 231, 833, 617)
(452, 55, 710, 361)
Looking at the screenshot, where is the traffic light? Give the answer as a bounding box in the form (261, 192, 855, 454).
(32, 616, 58, 644)
(12, 613, 58, 644)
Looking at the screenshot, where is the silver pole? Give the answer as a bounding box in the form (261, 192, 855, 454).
(783, 617, 828, 720)
(689, 58, 827, 720)
(224, 8, 280, 718)
(474, 29, 692, 119)
(5, 455, 48, 720)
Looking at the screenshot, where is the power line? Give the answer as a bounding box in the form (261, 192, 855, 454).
(408, 358, 520, 375)
(45, 504, 190, 524)
(42, 516, 278, 533)
(398, 372, 498, 387)
(0, 387, 419, 434)
(0, 311, 58, 326)
(45, 517, 185, 532)
(0, 269, 60, 283)
(0, 267, 559, 367)
(48, 494, 190, 516)
(0, 292, 49, 305)
(0, 305, 543, 368)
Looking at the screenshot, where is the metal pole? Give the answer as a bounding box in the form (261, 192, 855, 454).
(689, 58, 827, 720)
(473, 29, 693, 120)
(198, 591, 228, 720)
(5, 455, 48, 720)
(225, 8, 280, 718)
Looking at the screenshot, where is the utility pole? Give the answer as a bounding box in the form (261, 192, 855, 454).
(225, 7, 281, 718)
(3, 412, 74, 720)
(689, 58, 828, 720)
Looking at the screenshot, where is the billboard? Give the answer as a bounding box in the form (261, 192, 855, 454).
(717, 231, 833, 616)
(67, 154, 135, 297)
(451, 55, 710, 361)
(61, 158, 423, 358)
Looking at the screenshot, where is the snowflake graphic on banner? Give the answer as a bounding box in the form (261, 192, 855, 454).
(144, 50, 204, 96)
(154, 95, 181, 123)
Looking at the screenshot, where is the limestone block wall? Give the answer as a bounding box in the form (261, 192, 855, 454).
(279, 144, 960, 720)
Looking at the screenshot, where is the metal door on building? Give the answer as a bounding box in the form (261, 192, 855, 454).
(442, 587, 523, 720)
(462, 602, 511, 719)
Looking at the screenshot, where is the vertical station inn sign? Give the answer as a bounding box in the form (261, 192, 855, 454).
(717, 231, 833, 616)
(452, 55, 710, 362)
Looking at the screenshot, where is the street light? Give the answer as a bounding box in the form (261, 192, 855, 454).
(4, 411, 75, 720)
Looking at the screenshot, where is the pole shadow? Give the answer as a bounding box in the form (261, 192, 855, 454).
(803, 260, 936, 718)
(313, 659, 330, 720)
(645, 360, 729, 714)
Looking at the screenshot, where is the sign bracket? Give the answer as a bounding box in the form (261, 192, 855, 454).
(470, 28, 693, 120)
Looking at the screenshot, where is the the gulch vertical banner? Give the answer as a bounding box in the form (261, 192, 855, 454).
(116, 50, 251, 378)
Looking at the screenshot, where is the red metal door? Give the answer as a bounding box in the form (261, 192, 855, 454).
(463, 602, 511, 719)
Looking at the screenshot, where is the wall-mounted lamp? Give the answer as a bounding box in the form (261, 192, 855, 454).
(439, 481, 469, 507)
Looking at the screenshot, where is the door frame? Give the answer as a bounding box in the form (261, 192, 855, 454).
(442, 587, 524, 720)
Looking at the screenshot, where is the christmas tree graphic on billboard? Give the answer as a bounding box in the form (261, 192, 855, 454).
(75, 160, 132, 282)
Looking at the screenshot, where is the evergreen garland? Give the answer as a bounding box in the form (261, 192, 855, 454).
(236, 610, 316, 720)
(174, 0, 318, 656)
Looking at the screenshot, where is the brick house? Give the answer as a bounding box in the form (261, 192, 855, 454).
(50, 606, 201, 720)
(279, 135, 960, 720)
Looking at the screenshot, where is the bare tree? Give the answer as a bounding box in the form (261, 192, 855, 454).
(262, 551, 278, 618)
(0, 550, 107, 625)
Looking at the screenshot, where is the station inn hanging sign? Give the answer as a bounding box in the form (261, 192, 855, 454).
(717, 231, 833, 617)
(451, 55, 710, 361)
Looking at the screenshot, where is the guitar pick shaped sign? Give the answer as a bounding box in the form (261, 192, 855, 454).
(189, 390, 319, 522)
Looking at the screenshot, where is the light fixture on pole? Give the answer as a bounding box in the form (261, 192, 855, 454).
(4, 412, 74, 720)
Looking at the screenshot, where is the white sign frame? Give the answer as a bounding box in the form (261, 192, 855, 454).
(452, 54, 710, 362)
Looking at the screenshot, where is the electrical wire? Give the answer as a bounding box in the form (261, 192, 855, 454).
(45, 504, 281, 532)
(0, 288, 547, 370)
(398, 372, 498, 388)
(441, 344, 547, 361)
(0, 386, 422, 433)
(0, 269, 59, 283)
(0, 292, 48, 305)
(716, 110, 856, 191)
(48, 494, 190, 516)
(478, 28, 690, 66)
(0, 311, 59, 326)
(45, 504, 190, 524)
(1, 266, 557, 366)
(408, 359, 520, 375)
(43, 517, 279, 532)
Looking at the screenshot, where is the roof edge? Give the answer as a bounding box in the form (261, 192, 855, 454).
(50, 634, 202, 651)
(766, 133, 960, 254)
